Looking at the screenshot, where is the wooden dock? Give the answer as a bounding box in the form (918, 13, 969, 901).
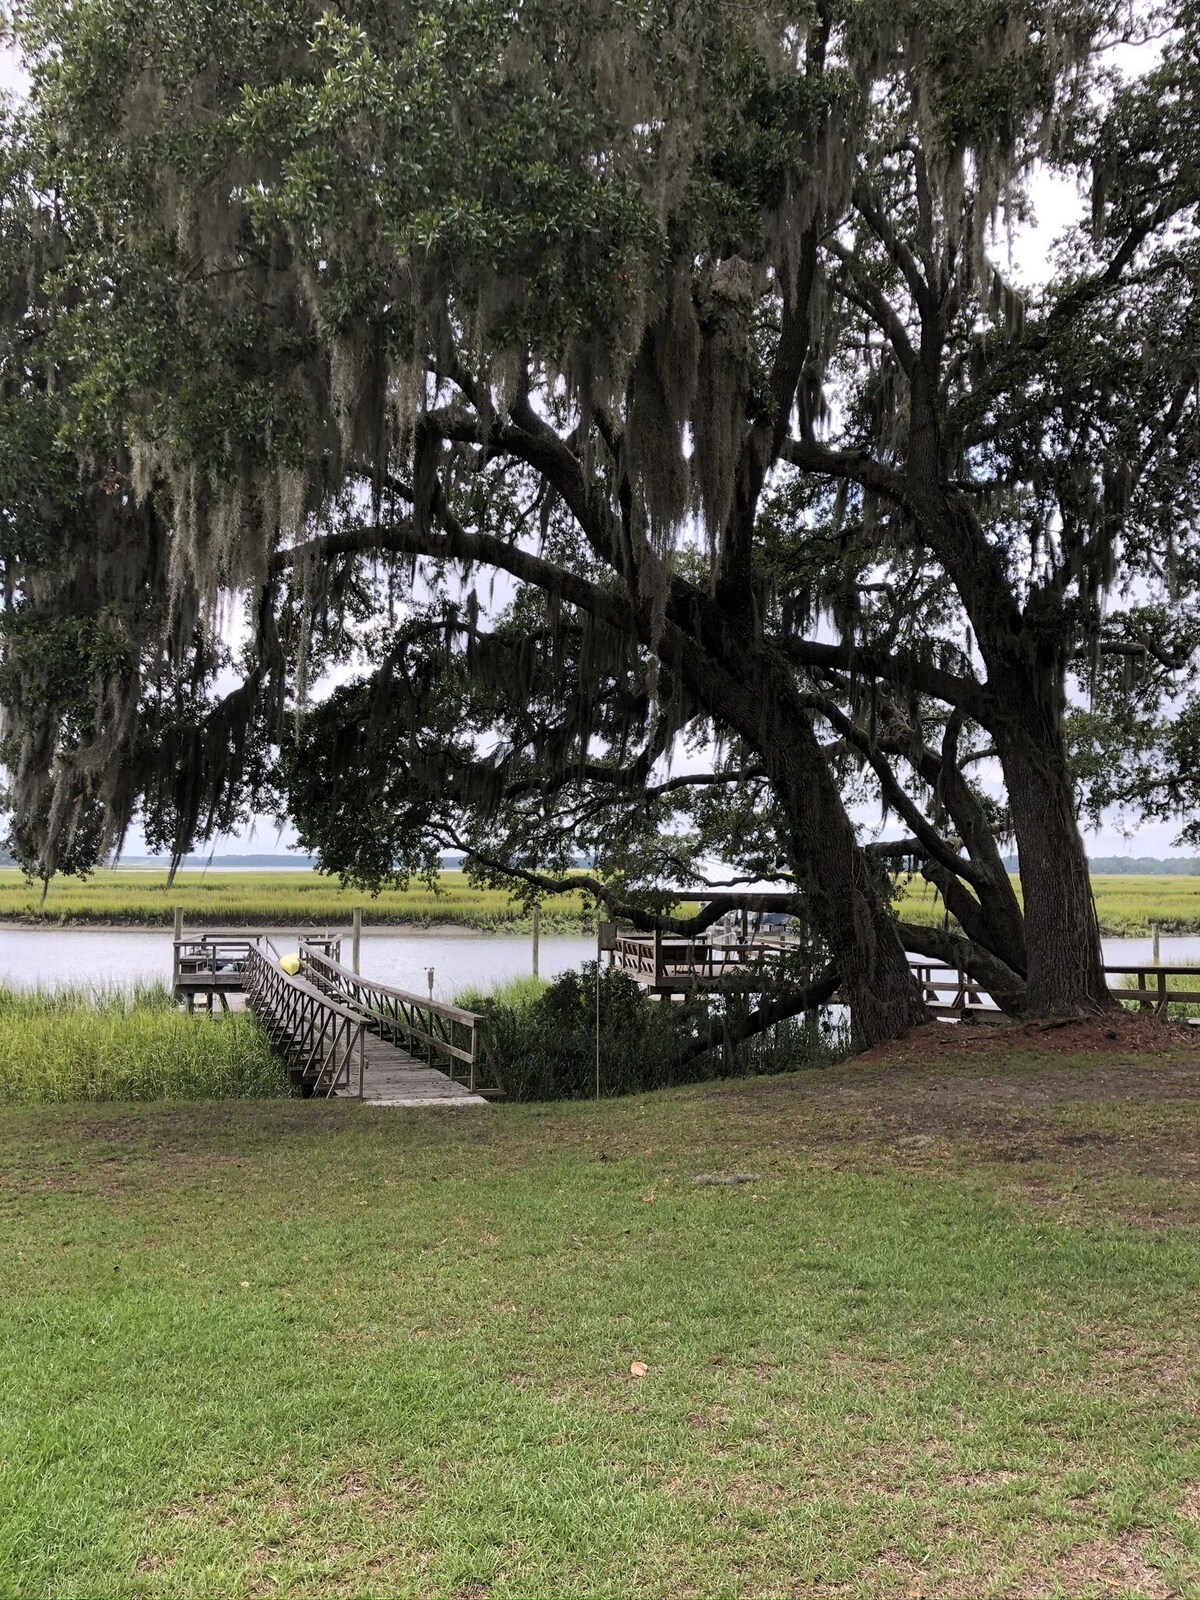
(349, 1029, 490, 1106)
(173, 930, 341, 1011)
(236, 940, 502, 1106)
(607, 932, 1200, 1018)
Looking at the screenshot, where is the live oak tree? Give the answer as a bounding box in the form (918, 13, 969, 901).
(759, 1, 1200, 1014)
(0, 108, 277, 881)
(4, 0, 1199, 1039)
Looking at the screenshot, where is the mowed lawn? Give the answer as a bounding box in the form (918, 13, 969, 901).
(4, 1042, 1200, 1598)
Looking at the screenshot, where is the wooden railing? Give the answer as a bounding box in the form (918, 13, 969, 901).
(611, 932, 821, 992)
(244, 944, 366, 1097)
(173, 930, 342, 993)
(173, 933, 273, 991)
(909, 962, 985, 1013)
(299, 948, 503, 1096)
(611, 936, 1200, 1019)
(1108, 966, 1200, 1013)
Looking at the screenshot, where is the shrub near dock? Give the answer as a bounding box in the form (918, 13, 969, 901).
(458, 968, 850, 1101)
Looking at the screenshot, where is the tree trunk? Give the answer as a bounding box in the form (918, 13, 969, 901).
(671, 601, 930, 1048)
(996, 703, 1110, 1015)
(912, 497, 1108, 1015)
(774, 748, 930, 1047)
(898, 921, 1026, 1014)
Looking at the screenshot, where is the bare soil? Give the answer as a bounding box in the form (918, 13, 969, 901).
(701, 1013, 1200, 1215)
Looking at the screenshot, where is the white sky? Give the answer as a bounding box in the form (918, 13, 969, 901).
(0, 31, 1191, 862)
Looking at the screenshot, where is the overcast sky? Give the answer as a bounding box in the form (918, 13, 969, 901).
(1, 33, 1190, 863)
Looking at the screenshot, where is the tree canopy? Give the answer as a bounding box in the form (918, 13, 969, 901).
(2, 0, 1199, 1042)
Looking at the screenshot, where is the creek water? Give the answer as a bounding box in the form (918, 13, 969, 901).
(0, 925, 1196, 998)
(0, 925, 596, 998)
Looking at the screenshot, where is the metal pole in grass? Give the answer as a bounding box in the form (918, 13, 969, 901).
(595, 920, 617, 1100)
(595, 923, 601, 1100)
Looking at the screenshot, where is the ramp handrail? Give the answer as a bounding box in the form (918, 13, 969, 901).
(299, 947, 503, 1096)
(244, 944, 366, 1097)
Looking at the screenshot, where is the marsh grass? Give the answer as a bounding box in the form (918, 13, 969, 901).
(0, 867, 596, 930)
(896, 870, 1200, 936)
(5, 865, 1196, 935)
(0, 984, 286, 1104)
(452, 975, 549, 1013)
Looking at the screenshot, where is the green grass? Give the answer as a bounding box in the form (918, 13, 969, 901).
(896, 870, 1200, 937)
(451, 974, 550, 1012)
(0, 985, 286, 1104)
(0, 868, 594, 930)
(3, 1043, 1200, 1597)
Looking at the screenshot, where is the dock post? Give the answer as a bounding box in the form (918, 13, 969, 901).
(172, 906, 183, 997)
(532, 903, 540, 977)
(1152, 922, 1161, 965)
(352, 906, 362, 975)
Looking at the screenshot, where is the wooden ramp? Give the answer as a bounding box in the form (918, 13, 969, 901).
(342, 1030, 488, 1107)
(243, 944, 501, 1107)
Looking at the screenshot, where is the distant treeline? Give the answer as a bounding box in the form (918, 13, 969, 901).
(1002, 854, 1200, 876)
(116, 852, 321, 869)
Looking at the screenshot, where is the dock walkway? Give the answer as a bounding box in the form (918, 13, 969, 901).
(350, 1028, 489, 1106)
(176, 931, 502, 1106)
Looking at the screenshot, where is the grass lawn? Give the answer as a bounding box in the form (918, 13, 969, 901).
(4, 1032, 1200, 1597)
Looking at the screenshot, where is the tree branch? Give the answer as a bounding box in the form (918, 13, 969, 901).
(800, 689, 991, 889)
(825, 235, 917, 377)
(674, 964, 841, 1068)
(897, 921, 1027, 1015)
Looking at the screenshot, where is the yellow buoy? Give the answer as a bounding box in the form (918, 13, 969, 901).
(279, 953, 301, 976)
